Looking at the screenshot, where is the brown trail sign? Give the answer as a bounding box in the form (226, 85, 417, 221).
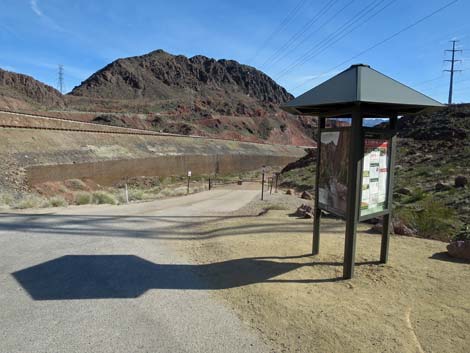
(281, 64, 443, 279)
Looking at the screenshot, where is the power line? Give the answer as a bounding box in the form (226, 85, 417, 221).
(261, 0, 339, 69)
(444, 39, 463, 104)
(275, 0, 396, 79)
(247, 0, 310, 64)
(291, 0, 459, 91)
(57, 64, 64, 94)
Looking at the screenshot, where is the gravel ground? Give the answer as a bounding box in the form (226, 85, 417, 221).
(183, 192, 470, 353)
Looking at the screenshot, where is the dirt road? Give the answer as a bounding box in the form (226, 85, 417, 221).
(0, 187, 271, 353)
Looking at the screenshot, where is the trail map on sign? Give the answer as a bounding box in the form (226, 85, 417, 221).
(361, 139, 389, 217)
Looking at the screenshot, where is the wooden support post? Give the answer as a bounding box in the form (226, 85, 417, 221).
(209, 178, 211, 190)
(343, 108, 363, 279)
(312, 117, 324, 255)
(380, 115, 398, 263)
(274, 173, 279, 193)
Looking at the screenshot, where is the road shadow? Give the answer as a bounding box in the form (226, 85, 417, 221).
(12, 254, 346, 301)
(430, 252, 470, 264)
(0, 212, 343, 241)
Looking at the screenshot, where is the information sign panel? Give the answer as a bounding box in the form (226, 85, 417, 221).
(360, 139, 389, 217)
(318, 129, 350, 216)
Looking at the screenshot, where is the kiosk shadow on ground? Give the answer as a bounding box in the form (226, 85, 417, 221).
(13, 254, 334, 301)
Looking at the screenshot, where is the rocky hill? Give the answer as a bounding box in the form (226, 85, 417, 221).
(0, 51, 315, 146)
(66, 50, 314, 145)
(0, 68, 64, 109)
(70, 49, 292, 111)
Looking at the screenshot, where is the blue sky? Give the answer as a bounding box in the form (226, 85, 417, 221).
(1, 0, 469, 103)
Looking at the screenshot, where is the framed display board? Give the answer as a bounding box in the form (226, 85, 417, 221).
(318, 129, 350, 217)
(360, 136, 390, 218)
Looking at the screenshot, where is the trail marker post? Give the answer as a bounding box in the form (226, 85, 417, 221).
(261, 166, 266, 201)
(187, 171, 191, 195)
(274, 172, 280, 193)
(281, 64, 443, 279)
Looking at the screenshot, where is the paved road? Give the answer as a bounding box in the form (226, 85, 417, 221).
(0, 187, 271, 353)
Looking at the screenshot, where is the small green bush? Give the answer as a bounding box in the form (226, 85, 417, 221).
(413, 199, 457, 240)
(14, 195, 48, 209)
(74, 192, 92, 205)
(66, 179, 87, 190)
(129, 189, 145, 201)
(452, 224, 470, 241)
(48, 196, 68, 207)
(92, 191, 117, 205)
(0, 193, 14, 207)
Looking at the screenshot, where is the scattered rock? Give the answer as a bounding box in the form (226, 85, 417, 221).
(300, 191, 313, 200)
(447, 240, 470, 260)
(435, 182, 452, 192)
(396, 187, 412, 196)
(372, 219, 416, 236)
(455, 176, 468, 188)
(293, 204, 314, 218)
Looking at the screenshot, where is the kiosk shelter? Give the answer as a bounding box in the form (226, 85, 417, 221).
(281, 64, 443, 279)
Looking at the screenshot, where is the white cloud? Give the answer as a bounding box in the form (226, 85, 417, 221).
(30, 0, 43, 17)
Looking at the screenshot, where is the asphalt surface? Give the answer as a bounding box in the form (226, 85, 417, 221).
(0, 187, 272, 353)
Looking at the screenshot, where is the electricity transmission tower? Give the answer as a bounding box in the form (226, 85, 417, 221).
(57, 64, 64, 94)
(444, 40, 462, 105)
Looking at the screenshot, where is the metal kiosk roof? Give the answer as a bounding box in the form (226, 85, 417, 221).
(281, 64, 443, 116)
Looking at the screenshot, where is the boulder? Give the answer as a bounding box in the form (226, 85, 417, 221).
(455, 176, 468, 188)
(447, 240, 470, 260)
(293, 204, 314, 218)
(300, 191, 313, 200)
(372, 219, 416, 236)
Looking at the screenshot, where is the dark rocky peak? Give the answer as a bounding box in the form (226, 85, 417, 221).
(70, 49, 293, 105)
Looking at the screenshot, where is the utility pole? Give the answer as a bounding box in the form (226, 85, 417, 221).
(57, 64, 64, 94)
(444, 40, 462, 105)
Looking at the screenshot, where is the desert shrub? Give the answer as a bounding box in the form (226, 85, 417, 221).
(412, 199, 457, 240)
(66, 179, 87, 191)
(401, 188, 427, 204)
(13, 195, 48, 209)
(0, 193, 14, 207)
(92, 191, 117, 205)
(74, 192, 92, 205)
(452, 224, 470, 241)
(48, 196, 68, 207)
(129, 189, 145, 201)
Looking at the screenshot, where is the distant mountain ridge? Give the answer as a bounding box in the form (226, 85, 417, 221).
(69, 49, 293, 115)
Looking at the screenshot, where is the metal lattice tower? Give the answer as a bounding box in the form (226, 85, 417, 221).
(57, 64, 64, 94)
(444, 40, 462, 105)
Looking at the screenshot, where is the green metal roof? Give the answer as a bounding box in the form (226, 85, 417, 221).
(281, 64, 444, 115)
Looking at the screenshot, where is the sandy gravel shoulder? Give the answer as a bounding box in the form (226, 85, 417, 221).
(183, 193, 470, 353)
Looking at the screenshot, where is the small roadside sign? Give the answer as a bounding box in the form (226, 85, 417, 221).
(188, 171, 192, 177)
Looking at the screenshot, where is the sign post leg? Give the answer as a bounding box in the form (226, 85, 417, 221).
(312, 117, 324, 256)
(380, 214, 391, 263)
(343, 110, 363, 279)
(380, 116, 398, 263)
